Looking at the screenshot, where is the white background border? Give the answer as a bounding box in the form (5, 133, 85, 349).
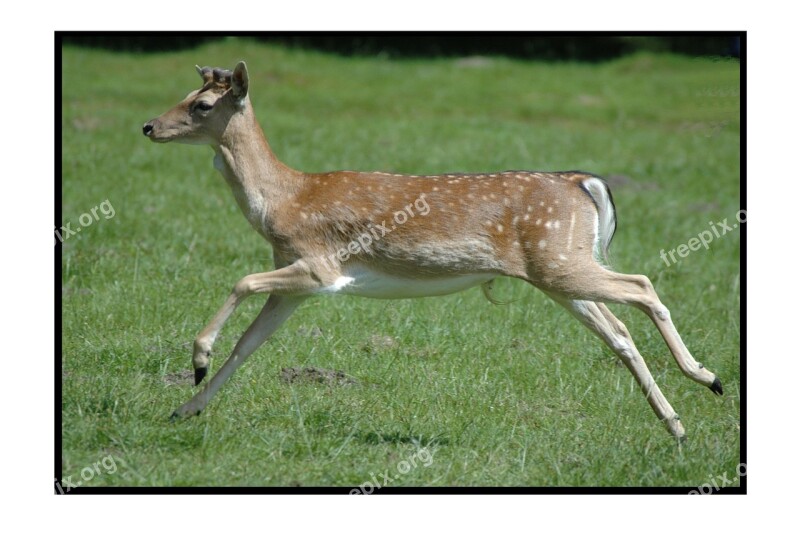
(5, 1, 789, 529)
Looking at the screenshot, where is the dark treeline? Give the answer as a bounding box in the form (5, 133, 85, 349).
(60, 34, 741, 61)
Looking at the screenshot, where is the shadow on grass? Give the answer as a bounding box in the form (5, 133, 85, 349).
(357, 430, 450, 447)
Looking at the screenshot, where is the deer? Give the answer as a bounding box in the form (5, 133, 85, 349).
(143, 61, 722, 440)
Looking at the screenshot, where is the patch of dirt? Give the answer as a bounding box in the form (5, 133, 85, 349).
(363, 334, 398, 354)
(454, 56, 494, 68)
(604, 174, 660, 191)
(577, 94, 604, 107)
(280, 367, 357, 386)
(71, 117, 106, 132)
(163, 369, 194, 386)
(296, 325, 324, 339)
(61, 287, 94, 297)
(686, 201, 720, 213)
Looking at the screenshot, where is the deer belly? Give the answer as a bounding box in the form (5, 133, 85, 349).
(318, 265, 495, 299)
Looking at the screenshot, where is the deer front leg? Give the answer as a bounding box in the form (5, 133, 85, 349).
(171, 261, 323, 419)
(171, 293, 307, 420)
(190, 261, 319, 384)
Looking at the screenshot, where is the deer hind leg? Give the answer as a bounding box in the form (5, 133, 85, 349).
(536, 262, 721, 394)
(544, 293, 686, 439)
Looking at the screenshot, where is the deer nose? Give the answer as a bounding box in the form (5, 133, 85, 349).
(142, 122, 154, 136)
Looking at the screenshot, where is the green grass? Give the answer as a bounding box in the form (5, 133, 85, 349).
(61, 39, 741, 488)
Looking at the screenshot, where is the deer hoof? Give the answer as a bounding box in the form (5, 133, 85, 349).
(170, 406, 202, 421)
(194, 367, 208, 386)
(709, 377, 723, 396)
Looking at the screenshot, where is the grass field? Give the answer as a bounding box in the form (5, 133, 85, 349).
(60, 38, 741, 489)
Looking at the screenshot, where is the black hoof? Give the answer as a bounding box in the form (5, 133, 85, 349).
(169, 411, 180, 422)
(709, 377, 724, 396)
(194, 367, 207, 386)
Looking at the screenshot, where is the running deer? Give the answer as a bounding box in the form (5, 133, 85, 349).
(143, 62, 722, 439)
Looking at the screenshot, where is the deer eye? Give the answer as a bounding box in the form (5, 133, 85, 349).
(194, 101, 214, 112)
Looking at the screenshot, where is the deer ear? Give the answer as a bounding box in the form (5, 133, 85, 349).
(232, 61, 249, 100)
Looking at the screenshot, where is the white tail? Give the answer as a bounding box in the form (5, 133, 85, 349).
(580, 176, 616, 265)
(144, 62, 722, 439)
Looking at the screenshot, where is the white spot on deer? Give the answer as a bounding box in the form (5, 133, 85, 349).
(547, 206, 553, 213)
(539, 201, 545, 207)
(548, 261, 559, 269)
(300, 212, 308, 219)
(545, 221, 553, 229)
(433, 187, 439, 192)
(524, 214, 530, 221)
(513, 241, 521, 247)
(482, 195, 488, 201)
(554, 220, 561, 229)
(490, 174, 498, 177)
(567, 212, 576, 250)
(539, 240, 547, 249)
(512, 215, 520, 225)
(535, 218, 541, 225)
(496, 224, 504, 233)
(527, 205, 534, 212)
(558, 254, 568, 261)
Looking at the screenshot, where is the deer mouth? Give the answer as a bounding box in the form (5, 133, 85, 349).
(142, 120, 179, 143)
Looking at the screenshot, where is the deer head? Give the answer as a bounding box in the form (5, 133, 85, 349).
(142, 61, 250, 145)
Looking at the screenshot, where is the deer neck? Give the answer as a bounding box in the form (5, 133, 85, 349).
(211, 108, 301, 238)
